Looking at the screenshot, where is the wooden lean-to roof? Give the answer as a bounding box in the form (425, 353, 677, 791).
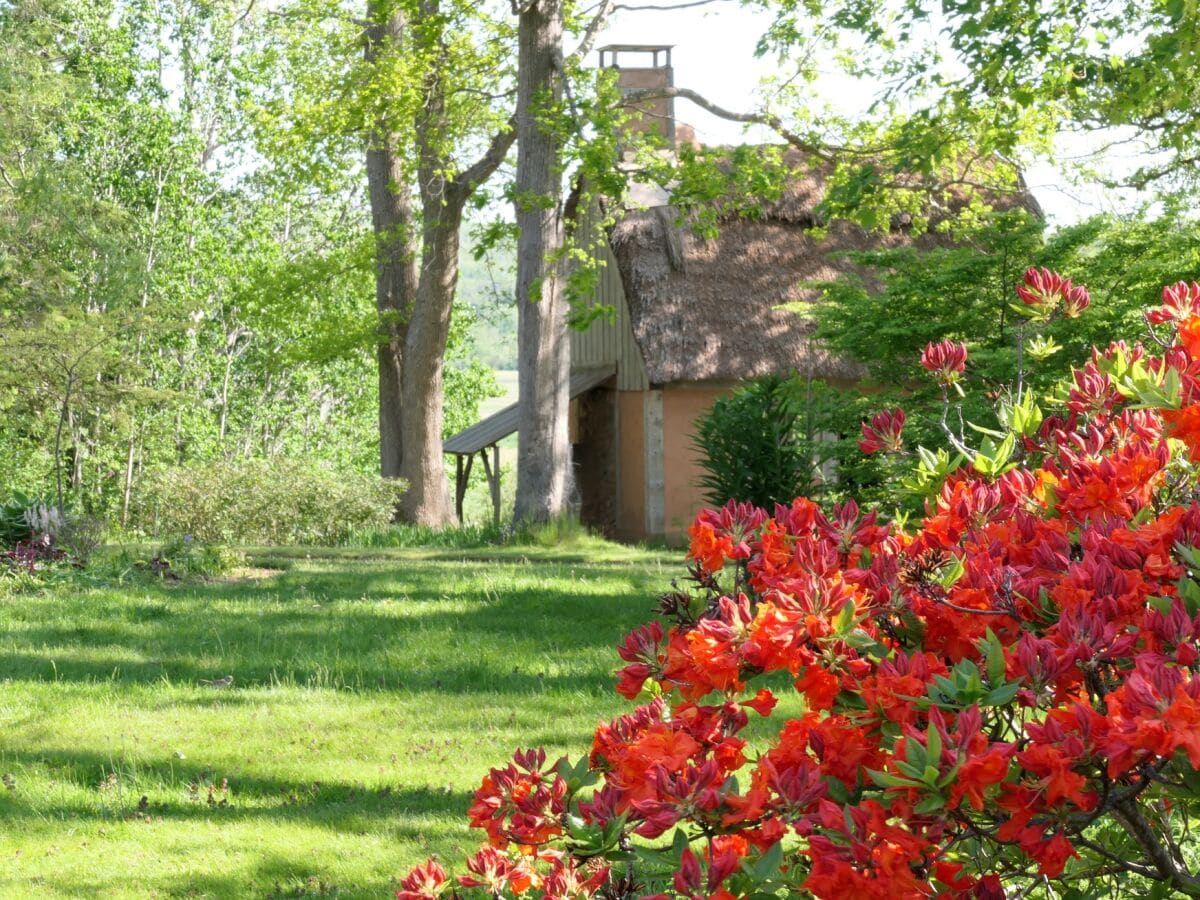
(443, 365, 616, 455)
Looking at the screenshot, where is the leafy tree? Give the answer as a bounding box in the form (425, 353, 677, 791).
(0, 0, 498, 529)
(252, 0, 516, 525)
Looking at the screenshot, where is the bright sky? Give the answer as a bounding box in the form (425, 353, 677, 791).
(595, 3, 1142, 227)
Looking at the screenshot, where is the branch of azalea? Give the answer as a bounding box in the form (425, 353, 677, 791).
(1150, 796, 1188, 872)
(1074, 834, 1161, 879)
(1112, 799, 1200, 895)
(938, 388, 975, 458)
(929, 594, 1013, 617)
(1013, 876, 1049, 899)
(1015, 321, 1026, 405)
(1141, 310, 1175, 350)
(1067, 761, 1165, 831)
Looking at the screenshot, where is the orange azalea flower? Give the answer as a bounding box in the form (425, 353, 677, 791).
(949, 744, 1014, 811)
(1179, 314, 1200, 359)
(688, 520, 733, 572)
(795, 665, 840, 711)
(1163, 403, 1200, 461)
(1016, 744, 1096, 810)
(1164, 684, 1200, 767)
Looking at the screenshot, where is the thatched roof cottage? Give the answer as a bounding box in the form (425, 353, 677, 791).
(445, 44, 1039, 542)
(568, 175, 959, 541)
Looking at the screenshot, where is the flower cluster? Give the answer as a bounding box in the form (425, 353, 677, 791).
(919, 339, 968, 385)
(1016, 266, 1090, 318)
(399, 279, 1200, 899)
(1149, 281, 1200, 325)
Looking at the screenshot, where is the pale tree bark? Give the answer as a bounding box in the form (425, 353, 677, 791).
(364, 0, 515, 526)
(513, 0, 572, 524)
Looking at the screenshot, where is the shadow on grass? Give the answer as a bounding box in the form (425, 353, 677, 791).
(0, 552, 663, 897)
(0, 559, 662, 694)
(0, 745, 473, 830)
(2, 850, 408, 900)
(247, 543, 675, 568)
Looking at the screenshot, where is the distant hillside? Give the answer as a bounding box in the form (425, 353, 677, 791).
(459, 249, 516, 370)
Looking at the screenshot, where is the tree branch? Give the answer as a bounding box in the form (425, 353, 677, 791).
(622, 87, 1023, 198)
(621, 86, 837, 162)
(232, 0, 258, 28)
(1113, 800, 1200, 896)
(451, 117, 518, 197)
(616, 0, 733, 9)
(568, 0, 617, 65)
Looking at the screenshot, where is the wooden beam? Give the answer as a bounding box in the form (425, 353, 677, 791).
(480, 444, 501, 527)
(644, 389, 665, 537)
(455, 455, 464, 523)
(455, 453, 475, 522)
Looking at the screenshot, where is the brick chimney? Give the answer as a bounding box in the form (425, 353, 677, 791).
(598, 45, 676, 146)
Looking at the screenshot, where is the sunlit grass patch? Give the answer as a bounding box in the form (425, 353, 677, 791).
(0, 544, 673, 898)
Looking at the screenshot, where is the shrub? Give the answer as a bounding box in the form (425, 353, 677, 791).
(151, 536, 243, 579)
(0, 532, 71, 592)
(399, 277, 1200, 899)
(135, 459, 405, 546)
(693, 375, 814, 510)
(56, 514, 105, 567)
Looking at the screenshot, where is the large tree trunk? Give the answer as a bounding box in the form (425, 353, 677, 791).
(364, 3, 418, 485)
(396, 203, 460, 525)
(365, 0, 514, 527)
(513, 0, 571, 524)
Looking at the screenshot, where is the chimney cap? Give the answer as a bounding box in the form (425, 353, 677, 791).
(598, 45, 674, 69)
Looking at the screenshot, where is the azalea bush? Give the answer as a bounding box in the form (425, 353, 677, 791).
(400, 276, 1200, 898)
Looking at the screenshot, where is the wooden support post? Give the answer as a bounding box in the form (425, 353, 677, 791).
(455, 453, 474, 522)
(479, 444, 501, 527)
(455, 455, 463, 523)
(491, 443, 501, 527)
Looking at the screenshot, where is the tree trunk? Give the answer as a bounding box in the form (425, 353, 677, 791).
(364, 1, 419, 485)
(53, 377, 73, 518)
(397, 204, 460, 525)
(363, 0, 514, 527)
(513, 0, 571, 524)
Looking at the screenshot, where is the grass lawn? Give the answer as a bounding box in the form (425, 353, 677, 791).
(0, 543, 673, 898)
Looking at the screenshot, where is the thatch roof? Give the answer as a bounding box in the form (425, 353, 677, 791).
(606, 150, 1039, 385)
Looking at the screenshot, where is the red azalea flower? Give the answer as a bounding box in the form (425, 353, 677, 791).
(741, 687, 777, 717)
(859, 407, 906, 454)
(920, 339, 968, 384)
(1149, 281, 1200, 324)
(1016, 267, 1088, 318)
(1063, 281, 1090, 318)
(396, 860, 447, 900)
